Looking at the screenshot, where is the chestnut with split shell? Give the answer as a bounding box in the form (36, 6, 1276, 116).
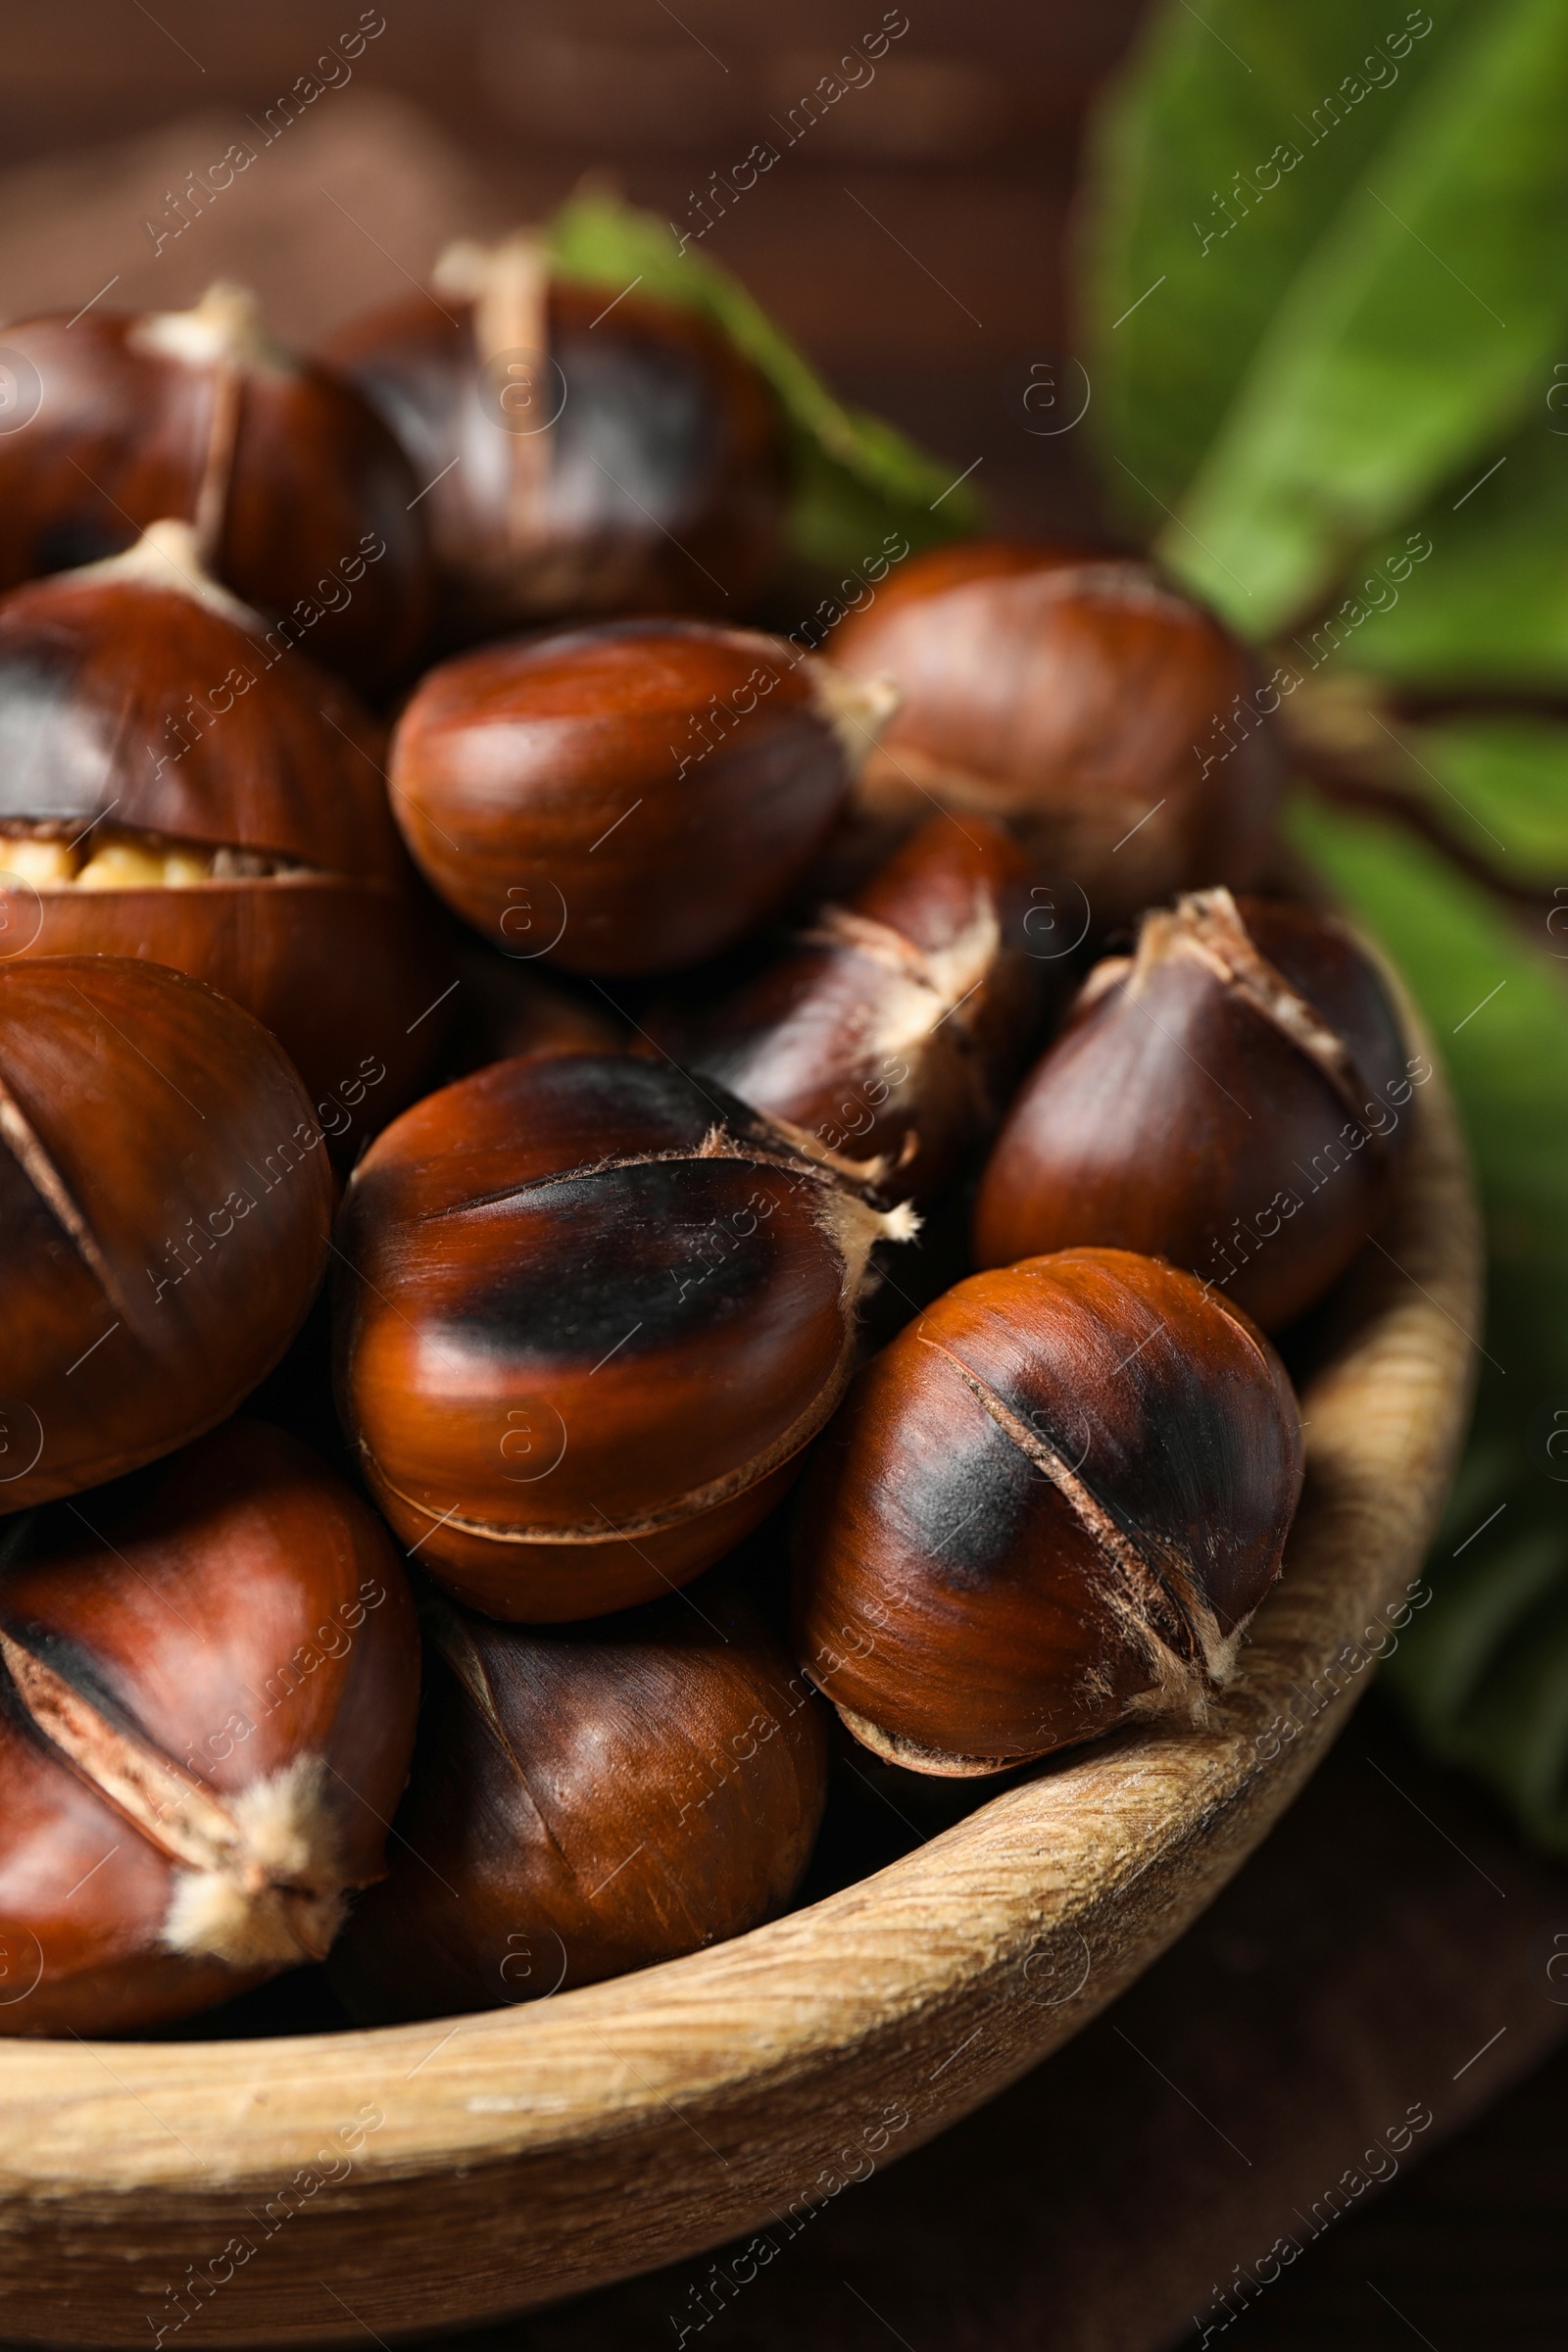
(389, 616, 898, 976)
(973, 889, 1412, 1330)
(830, 537, 1281, 931)
(652, 811, 1041, 1199)
(0, 281, 430, 693)
(0, 521, 450, 1117)
(333, 1053, 917, 1621)
(0, 1419, 419, 2035)
(331, 1580, 828, 2023)
(324, 230, 787, 637)
(0, 955, 333, 1509)
(793, 1248, 1302, 1776)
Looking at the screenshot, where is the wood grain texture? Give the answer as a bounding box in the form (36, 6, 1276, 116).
(0, 1004, 1480, 2348)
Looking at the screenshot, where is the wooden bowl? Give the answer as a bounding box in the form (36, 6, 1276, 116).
(0, 1015, 1480, 2348)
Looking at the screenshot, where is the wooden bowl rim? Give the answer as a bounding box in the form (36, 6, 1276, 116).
(0, 991, 1482, 2346)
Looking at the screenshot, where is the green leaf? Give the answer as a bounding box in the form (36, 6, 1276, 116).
(1163, 0, 1568, 633)
(1353, 413, 1568, 688)
(541, 191, 984, 579)
(1292, 792, 1568, 1848)
(1081, 0, 1473, 531)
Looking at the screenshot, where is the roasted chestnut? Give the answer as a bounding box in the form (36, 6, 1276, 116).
(0, 280, 430, 694)
(0, 1418, 419, 2034)
(651, 812, 1041, 1199)
(794, 1248, 1302, 1776)
(0, 521, 450, 1117)
(388, 618, 896, 975)
(830, 538, 1280, 930)
(324, 230, 787, 637)
(331, 1579, 827, 2021)
(973, 889, 1416, 1330)
(0, 956, 332, 1509)
(333, 1053, 916, 1620)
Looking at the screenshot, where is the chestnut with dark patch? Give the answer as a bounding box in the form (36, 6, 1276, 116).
(333, 1054, 915, 1620)
(830, 537, 1280, 929)
(324, 233, 786, 637)
(652, 812, 1041, 1199)
(973, 890, 1413, 1329)
(0, 523, 450, 1117)
(0, 1420, 419, 2034)
(389, 618, 893, 975)
(0, 283, 429, 693)
(331, 1580, 827, 2022)
(0, 956, 334, 1510)
(794, 1248, 1302, 1776)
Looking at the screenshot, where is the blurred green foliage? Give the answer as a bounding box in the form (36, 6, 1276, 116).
(1083, 0, 1568, 1844)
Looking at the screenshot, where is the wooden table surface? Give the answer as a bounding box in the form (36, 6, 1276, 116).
(0, 8, 1563, 2345)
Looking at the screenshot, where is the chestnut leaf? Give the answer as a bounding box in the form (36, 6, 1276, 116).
(1082, 0, 1568, 638)
(1081, 0, 1474, 527)
(1290, 794, 1568, 1851)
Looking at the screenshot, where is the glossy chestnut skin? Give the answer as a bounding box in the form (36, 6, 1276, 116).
(324, 240, 786, 637)
(0, 524, 451, 1118)
(0, 1419, 419, 2034)
(831, 538, 1281, 931)
(0, 283, 429, 694)
(974, 889, 1415, 1330)
(390, 619, 880, 975)
(651, 812, 1041, 1200)
(331, 1580, 828, 2022)
(333, 1054, 914, 1621)
(0, 956, 333, 1509)
(794, 1249, 1303, 1776)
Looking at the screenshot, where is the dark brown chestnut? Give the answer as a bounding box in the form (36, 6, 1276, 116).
(650, 811, 1041, 1200)
(0, 522, 451, 1119)
(0, 281, 430, 693)
(388, 617, 895, 975)
(793, 1248, 1302, 1776)
(323, 230, 787, 636)
(973, 889, 1418, 1330)
(333, 1053, 915, 1621)
(0, 956, 332, 1508)
(0, 1418, 419, 2034)
(830, 538, 1281, 931)
(330, 1579, 827, 2022)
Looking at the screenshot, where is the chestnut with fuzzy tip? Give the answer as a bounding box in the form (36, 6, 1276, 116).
(389, 618, 896, 975)
(794, 1248, 1302, 1777)
(331, 1580, 827, 2022)
(333, 1054, 916, 1621)
(651, 812, 1041, 1199)
(324, 231, 787, 637)
(0, 522, 450, 1117)
(0, 1419, 419, 2035)
(973, 889, 1414, 1330)
(0, 282, 430, 693)
(830, 538, 1280, 930)
(0, 956, 333, 1509)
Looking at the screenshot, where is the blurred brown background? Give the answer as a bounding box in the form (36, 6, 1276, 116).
(0, 0, 1141, 539)
(0, 5, 1564, 2346)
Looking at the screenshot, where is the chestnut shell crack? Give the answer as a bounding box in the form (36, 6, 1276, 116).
(1149, 888, 1384, 1146)
(369, 1319, 865, 1547)
(408, 1125, 894, 1230)
(422, 1602, 572, 1870)
(0, 1625, 350, 1968)
(916, 1337, 1238, 1716)
(0, 1069, 136, 1322)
